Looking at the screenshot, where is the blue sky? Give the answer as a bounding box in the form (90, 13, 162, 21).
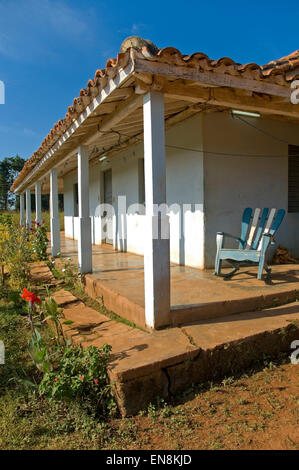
(0, 0, 298, 162)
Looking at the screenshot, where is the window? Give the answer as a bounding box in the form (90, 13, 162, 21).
(138, 159, 145, 207)
(73, 183, 78, 217)
(288, 145, 299, 213)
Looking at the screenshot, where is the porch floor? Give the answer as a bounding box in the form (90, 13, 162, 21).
(60, 234, 299, 328)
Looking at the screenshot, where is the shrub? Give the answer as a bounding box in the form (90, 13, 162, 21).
(0, 219, 48, 289)
(1, 224, 34, 290)
(38, 343, 115, 415)
(30, 222, 48, 261)
(26, 294, 116, 417)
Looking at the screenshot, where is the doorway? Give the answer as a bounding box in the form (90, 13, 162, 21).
(103, 169, 113, 244)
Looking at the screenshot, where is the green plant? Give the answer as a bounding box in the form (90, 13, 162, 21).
(0, 223, 34, 290)
(38, 343, 115, 415)
(30, 222, 48, 260)
(41, 294, 65, 346)
(61, 258, 82, 288)
(0, 213, 13, 226)
(23, 288, 115, 417)
(28, 328, 52, 374)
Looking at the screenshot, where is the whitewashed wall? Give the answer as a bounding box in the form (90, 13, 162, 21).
(63, 110, 298, 270)
(165, 115, 204, 268)
(203, 113, 299, 267)
(63, 114, 205, 268)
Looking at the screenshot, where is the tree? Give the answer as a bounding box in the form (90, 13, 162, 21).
(0, 155, 26, 210)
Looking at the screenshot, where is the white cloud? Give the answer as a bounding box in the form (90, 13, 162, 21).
(23, 128, 36, 136)
(0, 0, 93, 61)
(0, 124, 36, 137)
(117, 23, 148, 36)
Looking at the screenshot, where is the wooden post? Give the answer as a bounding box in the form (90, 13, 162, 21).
(25, 188, 31, 228)
(35, 181, 42, 225)
(20, 193, 25, 227)
(50, 168, 60, 257)
(143, 91, 170, 328)
(78, 145, 92, 273)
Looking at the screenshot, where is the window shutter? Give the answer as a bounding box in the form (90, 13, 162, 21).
(288, 145, 299, 213)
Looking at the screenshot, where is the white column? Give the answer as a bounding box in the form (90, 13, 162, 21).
(20, 193, 25, 227)
(25, 188, 31, 228)
(50, 168, 60, 257)
(35, 181, 42, 225)
(143, 91, 170, 329)
(78, 145, 92, 273)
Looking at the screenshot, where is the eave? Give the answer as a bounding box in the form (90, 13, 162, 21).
(13, 48, 299, 194)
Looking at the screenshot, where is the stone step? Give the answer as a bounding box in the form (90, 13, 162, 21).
(57, 287, 299, 417)
(51, 289, 78, 307)
(30, 261, 56, 285)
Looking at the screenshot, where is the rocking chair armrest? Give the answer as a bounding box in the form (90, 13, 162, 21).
(217, 232, 245, 247)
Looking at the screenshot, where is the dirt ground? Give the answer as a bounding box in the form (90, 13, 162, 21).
(105, 360, 299, 450)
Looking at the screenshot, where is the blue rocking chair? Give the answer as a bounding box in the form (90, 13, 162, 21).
(214, 208, 285, 280)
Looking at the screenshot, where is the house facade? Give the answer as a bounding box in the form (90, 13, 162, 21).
(11, 37, 299, 328)
(63, 111, 299, 269)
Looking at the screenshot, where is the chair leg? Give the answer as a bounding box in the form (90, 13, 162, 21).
(214, 256, 222, 276)
(257, 256, 265, 280)
(215, 233, 224, 276)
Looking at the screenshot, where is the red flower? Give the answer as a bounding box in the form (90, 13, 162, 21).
(79, 376, 84, 381)
(21, 288, 41, 305)
(54, 378, 58, 382)
(94, 379, 99, 384)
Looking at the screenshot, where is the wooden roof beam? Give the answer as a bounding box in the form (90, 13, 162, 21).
(133, 58, 291, 98)
(162, 83, 299, 119)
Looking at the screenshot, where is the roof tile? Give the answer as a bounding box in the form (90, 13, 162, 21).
(11, 38, 299, 192)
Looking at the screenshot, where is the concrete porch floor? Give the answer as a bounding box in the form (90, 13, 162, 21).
(59, 234, 299, 328)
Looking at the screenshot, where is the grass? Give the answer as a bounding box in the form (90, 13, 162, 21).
(0, 210, 64, 232)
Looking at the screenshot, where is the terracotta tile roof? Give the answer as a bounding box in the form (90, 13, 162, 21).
(11, 38, 299, 192)
(261, 50, 299, 79)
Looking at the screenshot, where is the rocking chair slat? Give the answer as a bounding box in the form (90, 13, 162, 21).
(263, 208, 276, 233)
(269, 209, 286, 236)
(239, 208, 252, 249)
(257, 208, 276, 250)
(246, 208, 261, 248)
(252, 208, 269, 250)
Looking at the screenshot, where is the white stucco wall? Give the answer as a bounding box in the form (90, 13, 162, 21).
(63, 114, 205, 268)
(165, 115, 204, 268)
(63, 171, 77, 218)
(203, 112, 299, 267)
(63, 110, 299, 270)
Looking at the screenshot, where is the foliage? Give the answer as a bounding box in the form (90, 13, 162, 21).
(30, 221, 48, 260)
(0, 300, 33, 393)
(0, 218, 48, 290)
(41, 295, 65, 346)
(39, 343, 114, 415)
(0, 213, 13, 226)
(25, 293, 115, 416)
(0, 210, 65, 232)
(0, 222, 34, 290)
(0, 155, 26, 210)
(28, 328, 52, 374)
